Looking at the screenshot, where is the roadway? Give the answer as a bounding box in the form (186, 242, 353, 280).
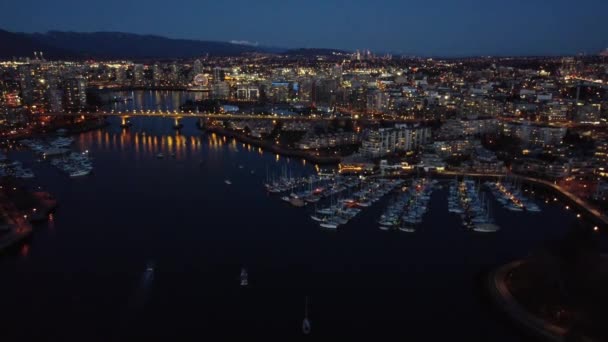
(43, 111, 337, 121)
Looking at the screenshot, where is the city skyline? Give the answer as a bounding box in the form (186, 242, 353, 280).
(1, 0, 608, 56)
(1, 2, 608, 341)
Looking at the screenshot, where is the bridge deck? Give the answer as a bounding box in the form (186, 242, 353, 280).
(44, 112, 337, 120)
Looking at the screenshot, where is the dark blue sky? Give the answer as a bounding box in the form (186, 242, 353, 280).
(2, 0, 607, 56)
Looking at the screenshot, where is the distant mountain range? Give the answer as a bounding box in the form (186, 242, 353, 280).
(0, 29, 348, 60)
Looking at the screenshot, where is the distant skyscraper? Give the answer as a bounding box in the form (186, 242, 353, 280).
(133, 64, 145, 86)
(45, 76, 62, 112)
(212, 81, 230, 99)
(192, 59, 203, 77)
(115, 66, 127, 85)
(153, 64, 163, 86)
(169, 64, 180, 84)
(331, 64, 343, 81)
(213, 67, 225, 83)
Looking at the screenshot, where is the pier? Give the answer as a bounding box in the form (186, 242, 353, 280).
(437, 171, 608, 229)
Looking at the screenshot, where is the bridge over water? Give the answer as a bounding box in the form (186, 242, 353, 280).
(45, 111, 335, 121)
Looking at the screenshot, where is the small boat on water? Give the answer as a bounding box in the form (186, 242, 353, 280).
(473, 223, 500, 233)
(289, 197, 306, 207)
(69, 169, 91, 177)
(240, 268, 248, 287)
(144, 261, 155, 280)
(224, 180, 232, 185)
(319, 221, 338, 229)
(310, 215, 326, 222)
(156, 153, 164, 159)
(302, 297, 311, 335)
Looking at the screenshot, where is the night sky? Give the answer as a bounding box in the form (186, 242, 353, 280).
(2, 0, 607, 56)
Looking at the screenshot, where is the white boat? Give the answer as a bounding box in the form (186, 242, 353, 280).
(224, 180, 232, 185)
(310, 215, 326, 222)
(319, 222, 338, 229)
(156, 153, 164, 159)
(506, 204, 523, 212)
(302, 297, 311, 335)
(289, 197, 306, 207)
(473, 223, 500, 233)
(70, 169, 90, 177)
(399, 227, 416, 233)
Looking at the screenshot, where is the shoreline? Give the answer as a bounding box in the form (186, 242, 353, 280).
(486, 260, 604, 342)
(486, 260, 568, 342)
(3, 118, 109, 142)
(0, 226, 32, 254)
(205, 126, 342, 165)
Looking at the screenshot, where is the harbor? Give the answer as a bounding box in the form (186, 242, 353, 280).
(0, 106, 604, 341)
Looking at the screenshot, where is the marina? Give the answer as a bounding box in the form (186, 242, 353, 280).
(449, 179, 500, 232)
(17, 137, 94, 177)
(0, 105, 600, 341)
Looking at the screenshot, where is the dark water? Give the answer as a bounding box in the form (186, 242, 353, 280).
(0, 92, 589, 341)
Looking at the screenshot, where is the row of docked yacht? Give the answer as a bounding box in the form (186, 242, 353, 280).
(0, 160, 35, 179)
(50, 151, 93, 177)
(20, 137, 74, 156)
(378, 178, 436, 232)
(485, 180, 541, 212)
(449, 179, 500, 232)
(276, 175, 362, 207)
(264, 166, 327, 194)
(311, 178, 405, 229)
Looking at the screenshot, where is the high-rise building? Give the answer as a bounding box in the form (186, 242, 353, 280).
(64, 77, 87, 111)
(236, 86, 260, 100)
(152, 64, 163, 86)
(212, 81, 230, 99)
(213, 67, 225, 83)
(192, 59, 203, 76)
(359, 124, 430, 158)
(367, 90, 389, 113)
(45, 76, 63, 112)
(115, 66, 127, 85)
(18, 65, 48, 110)
(169, 64, 180, 85)
(132, 64, 145, 86)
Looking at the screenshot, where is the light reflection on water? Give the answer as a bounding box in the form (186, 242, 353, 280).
(79, 128, 209, 161)
(2, 91, 601, 341)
